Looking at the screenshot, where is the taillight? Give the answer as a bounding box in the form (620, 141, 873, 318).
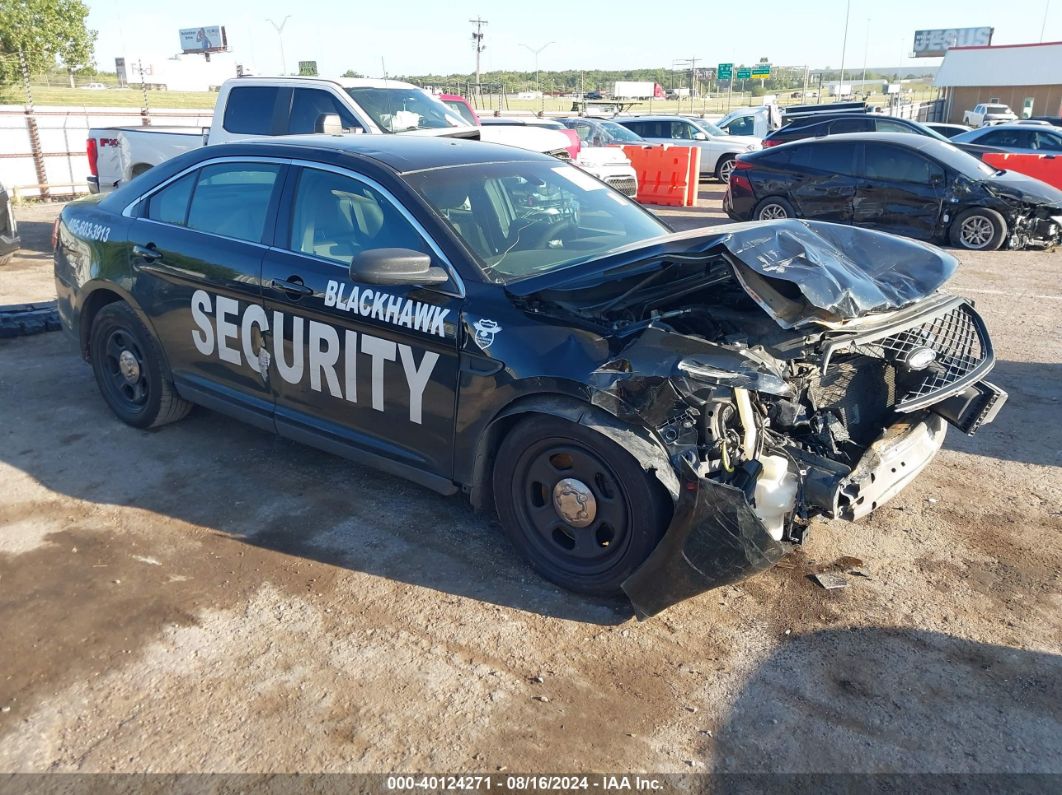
(51, 217, 60, 250)
(762, 138, 780, 148)
(86, 138, 98, 177)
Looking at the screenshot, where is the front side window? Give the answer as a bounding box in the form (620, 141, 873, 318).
(405, 161, 668, 284)
(288, 168, 429, 265)
(979, 129, 1033, 148)
(599, 121, 644, 143)
(345, 87, 466, 132)
(288, 88, 362, 134)
(724, 116, 756, 136)
(788, 141, 858, 176)
(442, 99, 478, 126)
(223, 86, 280, 135)
(875, 119, 914, 134)
(1034, 131, 1062, 152)
(864, 145, 943, 184)
(669, 121, 695, 140)
(185, 163, 282, 242)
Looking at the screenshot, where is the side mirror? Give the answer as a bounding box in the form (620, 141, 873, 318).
(316, 113, 344, 135)
(692, 131, 709, 141)
(350, 248, 449, 287)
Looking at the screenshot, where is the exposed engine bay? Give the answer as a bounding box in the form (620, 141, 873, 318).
(512, 221, 1008, 615)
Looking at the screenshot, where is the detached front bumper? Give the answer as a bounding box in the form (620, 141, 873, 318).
(622, 459, 785, 618)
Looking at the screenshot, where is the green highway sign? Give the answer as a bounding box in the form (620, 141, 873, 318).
(717, 62, 733, 80)
(736, 67, 752, 80)
(751, 63, 771, 78)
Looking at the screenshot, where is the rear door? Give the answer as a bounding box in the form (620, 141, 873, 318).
(260, 163, 462, 479)
(128, 158, 287, 429)
(853, 143, 946, 240)
(785, 141, 860, 223)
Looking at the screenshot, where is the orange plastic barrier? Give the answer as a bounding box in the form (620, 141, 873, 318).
(621, 145, 701, 207)
(982, 152, 1062, 190)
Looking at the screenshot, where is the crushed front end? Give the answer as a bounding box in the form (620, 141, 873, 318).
(519, 220, 1008, 616)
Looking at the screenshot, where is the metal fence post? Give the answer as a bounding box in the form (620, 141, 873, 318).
(19, 50, 50, 200)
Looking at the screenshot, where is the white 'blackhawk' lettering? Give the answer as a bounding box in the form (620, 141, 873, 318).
(190, 290, 439, 425)
(323, 280, 450, 337)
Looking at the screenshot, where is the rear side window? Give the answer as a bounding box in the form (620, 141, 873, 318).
(185, 163, 282, 242)
(865, 144, 943, 184)
(288, 88, 362, 134)
(1034, 131, 1062, 152)
(828, 117, 871, 134)
(788, 142, 859, 176)
(874, 119, 913, 133)
(978, 129, 1034, 148)
(223, 86, 280, 135)
(146, 172, 196, 225)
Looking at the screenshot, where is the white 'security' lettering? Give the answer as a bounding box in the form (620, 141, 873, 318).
(323, 280, 450, 338)
(190, 289, 438, 425)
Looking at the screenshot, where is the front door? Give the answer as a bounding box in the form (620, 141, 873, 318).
(128, 159, 286, 428)
(261, 164, 462, 479)
(854, 143, 946, 241)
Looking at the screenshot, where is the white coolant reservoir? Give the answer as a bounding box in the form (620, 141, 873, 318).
(753, 455, 798, 541)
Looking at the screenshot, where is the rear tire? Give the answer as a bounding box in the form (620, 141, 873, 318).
(493, 415, 670, 596)
(754, 196, 795, 221)
(716, 155, 737, 184)
(950, 207, 1006, 251)
(89, 302, 191, 429)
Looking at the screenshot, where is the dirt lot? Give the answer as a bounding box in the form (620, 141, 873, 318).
(1, 194, 1059, 775)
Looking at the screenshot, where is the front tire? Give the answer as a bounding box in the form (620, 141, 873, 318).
(493, 415, 670, 596)
(754, 196, 795, 221)
(89, 302, 191, 429)
(950, 207, 1006, 250)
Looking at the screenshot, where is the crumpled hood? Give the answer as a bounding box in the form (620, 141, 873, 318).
(983, 170, 1062, 207)
(511, 219, 957, 328)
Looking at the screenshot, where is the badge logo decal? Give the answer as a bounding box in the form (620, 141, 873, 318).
(473, 319, 502, 350)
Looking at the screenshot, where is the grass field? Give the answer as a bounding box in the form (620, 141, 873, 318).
(2, 82, 938, 118)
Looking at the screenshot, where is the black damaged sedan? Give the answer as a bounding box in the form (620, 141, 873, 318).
(725, 132, 1062, 251)
(55, 136, 1006, 616)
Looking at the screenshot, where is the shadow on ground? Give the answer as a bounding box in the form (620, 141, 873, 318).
(0, 332, 630, 626)
(705, 627, 1062, 775)
(943, 360, 1062, 468)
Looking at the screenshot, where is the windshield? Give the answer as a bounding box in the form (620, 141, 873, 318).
(690, 118, 727, 137)
(442, 99, 478, 126)
(345, 87, 467, 132)
(405, 161, 668, 284)
(924, 140, 997, 178)
(600, 120, 645, 143)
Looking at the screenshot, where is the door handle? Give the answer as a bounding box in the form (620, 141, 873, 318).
(132, 244, 162, 262)
(271, 277, 314, 298)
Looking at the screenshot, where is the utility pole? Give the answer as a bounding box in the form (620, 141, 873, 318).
(469, 16, 487, 95)
(1041, 0, 1052, 42)
(674, 57, 698, 113)
(266, 16, 291, 76)
(861, 17, 870, 86)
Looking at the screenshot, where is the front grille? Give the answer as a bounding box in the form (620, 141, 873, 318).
(810, 355, 897, 447)
(605, 176, 638, 197)
(836, 301, 993, 413)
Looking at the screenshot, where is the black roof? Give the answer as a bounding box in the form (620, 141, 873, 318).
(766, 132, 945, 150)
(782, 112, 920, 127)
(237, 133, 548, 173)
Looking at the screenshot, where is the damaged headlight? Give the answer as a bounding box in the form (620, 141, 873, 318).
(677, 357, 792, 397)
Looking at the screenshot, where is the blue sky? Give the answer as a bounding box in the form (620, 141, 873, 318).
(87, 0, 1061, 77)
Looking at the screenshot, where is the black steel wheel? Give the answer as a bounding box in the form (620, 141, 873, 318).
(493, 415, 670, 595)
(89, 302, 191, 429)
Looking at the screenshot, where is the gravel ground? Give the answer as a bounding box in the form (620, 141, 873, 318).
(0, 193, 1059, 775)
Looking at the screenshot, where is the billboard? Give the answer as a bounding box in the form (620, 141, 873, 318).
(912, 27, 993, 58)
(179, 26, 228, 54)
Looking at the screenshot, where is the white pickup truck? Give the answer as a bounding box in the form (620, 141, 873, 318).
(86, 77, 574, 193)
(962, 103, 1018, 128)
